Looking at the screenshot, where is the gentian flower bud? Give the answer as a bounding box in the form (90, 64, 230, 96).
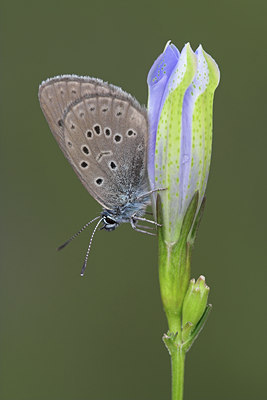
(147, 42, 220, 244)
(147, 42, 219, 334)
(182, 275, 210, 341)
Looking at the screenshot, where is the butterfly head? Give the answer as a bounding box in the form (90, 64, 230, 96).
(101, 211, 119, 231)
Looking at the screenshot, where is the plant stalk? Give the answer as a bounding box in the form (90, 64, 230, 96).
(171, 347, 185, 400)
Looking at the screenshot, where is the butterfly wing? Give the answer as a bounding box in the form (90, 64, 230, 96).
(38, 75, 149, 210)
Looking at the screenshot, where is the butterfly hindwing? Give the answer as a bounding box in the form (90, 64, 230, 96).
(38, 75, 149, 209)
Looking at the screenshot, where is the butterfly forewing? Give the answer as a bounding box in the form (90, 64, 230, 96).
(38, 75, 149, 210)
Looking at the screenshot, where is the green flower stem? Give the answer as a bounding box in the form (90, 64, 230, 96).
(157, 194, 199, 400)
(159, 240, 188, 400)
(171, 348, 186, 400)
(163, 331, 186, 400)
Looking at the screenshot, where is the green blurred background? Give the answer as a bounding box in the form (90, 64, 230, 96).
(1, 0, 266, 399)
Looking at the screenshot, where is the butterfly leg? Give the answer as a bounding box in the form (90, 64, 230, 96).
(136, 223, 155, 230)
(133, 215, 162, 227)
(130, 218, 156, 236)
(136, 187, 168, 201)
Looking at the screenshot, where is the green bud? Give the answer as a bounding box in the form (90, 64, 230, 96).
(182, 276, 210, 340)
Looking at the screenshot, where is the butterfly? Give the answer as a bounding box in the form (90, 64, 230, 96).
(38, 75, 162, 275)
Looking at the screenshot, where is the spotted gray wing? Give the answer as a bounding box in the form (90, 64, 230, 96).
(38, 75, 149, 210)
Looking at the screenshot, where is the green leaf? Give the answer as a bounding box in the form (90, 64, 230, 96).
(188, 196, 206, 246)
(178, 191, 199, 246)
(183, 304, 212, 351)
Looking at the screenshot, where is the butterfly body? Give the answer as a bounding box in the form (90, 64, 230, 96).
(101, 191, 151, 231)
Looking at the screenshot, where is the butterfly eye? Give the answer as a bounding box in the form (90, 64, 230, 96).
(105, 216, 116, 225)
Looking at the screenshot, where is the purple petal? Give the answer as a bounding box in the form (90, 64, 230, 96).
(179, 45, 219, 219)
(147, 42, 180, 188)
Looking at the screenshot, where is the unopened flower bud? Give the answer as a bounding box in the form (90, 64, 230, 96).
(182, 275, 210, 339)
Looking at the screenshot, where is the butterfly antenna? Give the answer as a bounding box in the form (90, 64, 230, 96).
(80, 218, 103, 277)
(57, 216, 101, 251)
